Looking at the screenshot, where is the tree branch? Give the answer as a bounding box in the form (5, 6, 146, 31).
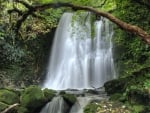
(1, 103, 19, 113)
(10, 1, 150, 45)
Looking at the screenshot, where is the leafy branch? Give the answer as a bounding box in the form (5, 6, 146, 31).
(8, 0, 150, 45)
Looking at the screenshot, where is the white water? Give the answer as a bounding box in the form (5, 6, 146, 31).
(69, 97, 91, 113)
(42, 12, 116, 90)
(40, 96, 67, 113)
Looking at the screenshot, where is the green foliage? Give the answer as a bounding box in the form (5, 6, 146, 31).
(84, 103, 99, 113)
(109, 93, 125, 102)
(0, 102, 8, 112)
(0, 89, 19, 105)
(17, 107, 28, 113)
(0, 29, 25, 66)
(101, 0, 116, 11)
(144, 79, 150, 89)
(126, 104, 145, 113)
(113, 0, 150, 77)
(38, 0, 53, 4)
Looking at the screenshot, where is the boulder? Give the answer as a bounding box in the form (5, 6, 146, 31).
(61, 93, 76, 106)
(104, 78, 127, 94)
(19, 86, 46, 113)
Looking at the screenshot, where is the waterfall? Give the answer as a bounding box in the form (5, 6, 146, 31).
(69, 97, 91, 113)
(40, 96, 68, 113)
(42, 12, 116, 90)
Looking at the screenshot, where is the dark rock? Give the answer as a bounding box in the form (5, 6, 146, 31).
(43, 88, 56, 101)
(86, 89, 100, 95)
(61, 93, 77, 106)
(104, 78, 127, 94)
(127, 89, 150, 105)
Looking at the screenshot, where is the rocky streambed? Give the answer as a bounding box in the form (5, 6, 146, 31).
(0, 85, 133, 113)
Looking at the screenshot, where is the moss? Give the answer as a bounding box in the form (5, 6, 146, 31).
(0, 89, 19, 105)
(84, 103, 99, 113)
(0, 102, 9, 112)
(20, 85, 45, 112)
(61, 93, 76, 106)
(43, 88, 56, 101)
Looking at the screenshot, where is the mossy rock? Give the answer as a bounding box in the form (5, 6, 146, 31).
(20, 85, 46, 112)
(43, 88, 56, 101)
(0, 102, 9, 112)
(104, 78, 127, 94)
(61, 93, 76, 106)
(0, 89, 19, 105)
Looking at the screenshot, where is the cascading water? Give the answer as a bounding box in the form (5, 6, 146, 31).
(40, 12, 116, 113)
(40, 96, 67, 113)
(42, 12, 116, 90)
(69, 96, 94, 113)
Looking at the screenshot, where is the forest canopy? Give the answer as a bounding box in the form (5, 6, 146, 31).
(1, 0, 150, 45)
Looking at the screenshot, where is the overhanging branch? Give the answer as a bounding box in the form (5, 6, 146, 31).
(9, 1, 150, 45)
